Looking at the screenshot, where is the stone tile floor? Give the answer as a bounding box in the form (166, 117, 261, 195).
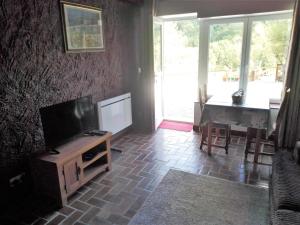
(1, 129, 273, 225)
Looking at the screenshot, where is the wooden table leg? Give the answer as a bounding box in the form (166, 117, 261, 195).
(214, 128, 220, 144)
(254, 129, 262, 163)
(207, 123, 212, 156)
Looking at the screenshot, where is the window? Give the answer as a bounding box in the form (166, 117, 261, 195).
(247, 18, 292, 100)
(207, 22, 244, 96)
(199, 12, 292, 101)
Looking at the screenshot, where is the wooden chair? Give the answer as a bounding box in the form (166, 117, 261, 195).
(199, 86, 231, 155)
(244, 106, 279, 163)
(244, 127, 277, 163)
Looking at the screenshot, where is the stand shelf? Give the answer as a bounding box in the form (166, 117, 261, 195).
(33, 132, 112, 207)
(82, 150, 108, 169)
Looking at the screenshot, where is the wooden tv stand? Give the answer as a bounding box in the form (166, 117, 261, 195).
(33, 132, 112, 207)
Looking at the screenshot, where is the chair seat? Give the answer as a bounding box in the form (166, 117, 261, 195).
(210, 122, 230, 129)
(200, 123, 231, 154)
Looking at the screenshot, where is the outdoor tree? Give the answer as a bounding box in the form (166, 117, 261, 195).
(249, 19, 291, 81)
(266, 19, 291, 65)
(209, 23, 243, 74)
(171, 18, 291, 81)
(175, 20, 199, 47)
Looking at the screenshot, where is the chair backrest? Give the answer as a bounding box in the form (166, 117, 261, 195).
(203, 84, 208, 103)
(199, 84, 208, 111)
(199, 88, 204, 111)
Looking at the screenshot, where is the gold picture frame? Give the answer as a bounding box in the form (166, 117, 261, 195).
(60, 1, 104, 53)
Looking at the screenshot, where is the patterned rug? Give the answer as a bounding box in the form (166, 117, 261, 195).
(129, 169, 269, 225)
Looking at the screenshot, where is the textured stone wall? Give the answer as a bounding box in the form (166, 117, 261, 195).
(0, 0, 137, 176)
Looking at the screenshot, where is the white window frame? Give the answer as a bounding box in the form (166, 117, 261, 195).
(153, 18, 165, 124)
(198, 11, 293, 103)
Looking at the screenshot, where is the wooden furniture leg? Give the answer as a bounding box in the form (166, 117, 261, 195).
(254, 129, 262, 163)
(207, 123, 212, 156)
(225, 127, 229, 154)
(244, 129, 252, 160)
(215, 128, 220, 144)
(200, 126, 207, 150)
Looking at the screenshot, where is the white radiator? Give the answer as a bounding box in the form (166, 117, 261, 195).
(97, 93, 132, 135)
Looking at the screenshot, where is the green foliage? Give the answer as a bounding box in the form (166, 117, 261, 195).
(154, 23, 162, 73)
(209, 23, 243, 72)
(208, 19, 291, 72)
(266, 20, 291, 64)
(175, 20, 199, 47)
(250, 19, 291, 70)
(210, 23, 242, 42)
(161, 18, 291, 75)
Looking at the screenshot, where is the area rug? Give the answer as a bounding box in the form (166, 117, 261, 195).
(159, 120, 193, 132)
(129, 170, 269, 225)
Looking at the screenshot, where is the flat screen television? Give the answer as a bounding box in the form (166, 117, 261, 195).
(39, 95, 98, 149)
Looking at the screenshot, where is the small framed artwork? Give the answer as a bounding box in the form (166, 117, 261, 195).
(60, 1, 104, 53)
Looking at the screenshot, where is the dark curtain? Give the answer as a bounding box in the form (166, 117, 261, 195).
(277, 0, 300, 149)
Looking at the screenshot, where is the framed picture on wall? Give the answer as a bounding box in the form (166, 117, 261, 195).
(60, 1, 104, 53)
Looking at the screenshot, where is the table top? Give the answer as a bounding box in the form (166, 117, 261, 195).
(206, 95, 270, 111)
(201, 95, 271, 130)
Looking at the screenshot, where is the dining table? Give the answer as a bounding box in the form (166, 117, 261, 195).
(200, 94, 271, 163)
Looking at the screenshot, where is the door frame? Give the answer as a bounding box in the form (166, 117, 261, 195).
(154, 17, 164, 129)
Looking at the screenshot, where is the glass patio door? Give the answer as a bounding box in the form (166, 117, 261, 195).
(199, 12, 292, 101)
(207, 21, 245, 96)
(246, 15, 292, 101)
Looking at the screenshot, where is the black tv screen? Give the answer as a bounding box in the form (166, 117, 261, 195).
(39, 95, 98, 148)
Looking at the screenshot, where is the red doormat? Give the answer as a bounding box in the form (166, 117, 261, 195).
(159, 120, 193, 132)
